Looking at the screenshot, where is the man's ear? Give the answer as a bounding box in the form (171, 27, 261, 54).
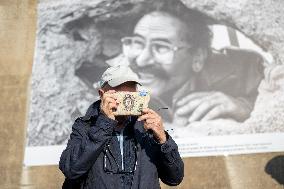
(192, 48, 207, 73)
(98, 89, 104, 98)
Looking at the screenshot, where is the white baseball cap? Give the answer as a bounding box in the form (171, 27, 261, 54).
(99, 65, 141, 88)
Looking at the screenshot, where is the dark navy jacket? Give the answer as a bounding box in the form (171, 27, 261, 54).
(59, 100, 184, 189)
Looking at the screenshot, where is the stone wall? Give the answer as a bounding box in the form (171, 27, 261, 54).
(28, 0, 145, 145)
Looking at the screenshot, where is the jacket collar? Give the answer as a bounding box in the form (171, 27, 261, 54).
(81, 100, 101, 121)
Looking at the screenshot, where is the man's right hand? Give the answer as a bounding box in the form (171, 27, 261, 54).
(100, 90, 119, 120)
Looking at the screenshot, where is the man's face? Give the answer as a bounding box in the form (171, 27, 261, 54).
(99, 81, 137, 123)
(124, 12, 194, 98)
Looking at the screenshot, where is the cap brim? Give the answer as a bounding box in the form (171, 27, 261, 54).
(108, 77, 141, 87)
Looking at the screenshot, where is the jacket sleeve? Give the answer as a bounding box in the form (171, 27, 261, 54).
(59, 113, 117, 179)
(157, 133, 184, 186)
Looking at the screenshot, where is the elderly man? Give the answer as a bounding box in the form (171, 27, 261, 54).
(119, 1, 264, 128)
(59, 65, 184, 189)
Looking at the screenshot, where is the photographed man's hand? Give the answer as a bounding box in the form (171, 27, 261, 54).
(100, 90, 119, 120)
(174, 91, 253, 124)
(138, 108, 167, 144)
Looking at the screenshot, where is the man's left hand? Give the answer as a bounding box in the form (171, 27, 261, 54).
(175, 91, 252, 123)
(138, 108, 167, 144)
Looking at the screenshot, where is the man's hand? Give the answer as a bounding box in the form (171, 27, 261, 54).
(100, 90, 119, 120)
(174, 92, 252, 124)
(138, 108, 167, 144)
